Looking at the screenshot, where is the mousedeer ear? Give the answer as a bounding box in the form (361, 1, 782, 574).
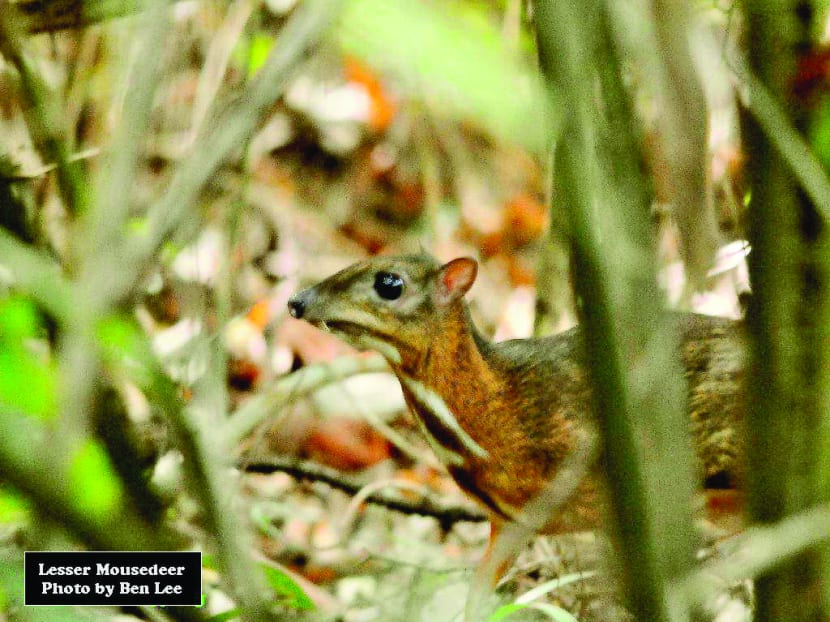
(436, 257, 478, 305)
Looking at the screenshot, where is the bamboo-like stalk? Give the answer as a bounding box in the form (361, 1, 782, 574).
(738, 1, 830, 620)
(648, 0, 719, 289)
(532, 1, 698, 619)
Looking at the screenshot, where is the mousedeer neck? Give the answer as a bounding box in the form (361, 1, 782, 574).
(397, 303, 490, 380)
(390, 303, 497, 465)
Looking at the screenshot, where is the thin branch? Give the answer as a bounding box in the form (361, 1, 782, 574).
(0, 425, 177, 553)
(0, 148, 100, 181)
(0, 228, 72, 320)
(12, 0, 195, 33)
(732, 57, 830, 221)
(53, 0, 174, 481)
(736, 3, 827, 620)
(188, 0, 258, 145)
(671, 503, 830, 611)
(648, 0, 720, 288)
(465, 433, 598, 621)
(0, 408, 215, 622)
(242, 456, 487, 525)
(224, 353, 390, 447)
(0, 3, 86, 215)
(533, 2, 699, 621)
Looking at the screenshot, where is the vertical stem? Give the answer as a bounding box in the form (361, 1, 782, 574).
(0, 4, 87, 218)
(533, 1, 698, 619)
(739, 0, 829, 619)
(649, 0, 720, 288)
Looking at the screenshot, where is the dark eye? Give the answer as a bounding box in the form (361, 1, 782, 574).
(374, 272, 404, 300)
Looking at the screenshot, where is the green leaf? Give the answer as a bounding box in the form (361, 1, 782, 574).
(0, 297, 56, 419)
(68, 440, 122, 522)
(0, 348, 56, 419)
(0, 296, 39, 340)
(337, 0, 552, 152)
(207, 607, 241, 622)
(261, 564, 314, 611)
(247, 34, 274, 78)
(97, 315, 143, 357)
(97, 315, 156, 387)
(489, 602, 580, 622)
(488, 603, 527, 621)
(0, 487, 28, 524)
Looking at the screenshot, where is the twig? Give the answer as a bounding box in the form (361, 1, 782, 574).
(188, 0, 258, 145)
(0, 228, 72, 320)
(648, 0, 720, 288)
(12, 0, 193, 33)
(134, 328, 277, 621)
(0, 148, 100, 181)
(242, 456, 487, 525)
(671, 503, 830, 611)
(340, 477, 437, 536)
(341, 384, 440, 469)
(465, 432, 598, 621)
(0, 3, 86, 215)
(224, 353, 390, 446)
(731, 56, 830, 220)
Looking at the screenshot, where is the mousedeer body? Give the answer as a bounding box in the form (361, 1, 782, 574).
(288, 254, 745, 537)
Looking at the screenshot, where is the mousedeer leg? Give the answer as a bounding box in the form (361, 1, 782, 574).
(465, 520, 519, 621)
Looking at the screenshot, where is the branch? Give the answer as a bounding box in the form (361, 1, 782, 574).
(12, 0, 193, 34)
(671, 503, 830, 611)
(0, 228, 72, 320)
(0, 3, 86, 214)
(732, 57, 830, 221)
(534, 1, 698, 620)
(648, 0, 720, 287)
(0, 410, 209, 622)
(224, 353, 389, 446)
(242, 456, 487, 526)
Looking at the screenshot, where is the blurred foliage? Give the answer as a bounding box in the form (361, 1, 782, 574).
(260, 564, 315, 611)
(0, 0, 829, 621)
(339, 0, 551, 153)
(67, 439, 123, 520)
(0, 296, 55, 419)
(0, 487, 29, 525)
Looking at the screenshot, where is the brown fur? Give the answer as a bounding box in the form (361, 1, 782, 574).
(289, 254, 745, 535)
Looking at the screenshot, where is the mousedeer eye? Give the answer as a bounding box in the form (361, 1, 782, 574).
(374, 272, 404, 300)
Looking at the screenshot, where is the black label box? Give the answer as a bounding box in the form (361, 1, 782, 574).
(25, 551, 202, 606)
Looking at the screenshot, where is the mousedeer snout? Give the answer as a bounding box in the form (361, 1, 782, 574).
(287, 296, 305, 319)
(287, 288, 317, 319)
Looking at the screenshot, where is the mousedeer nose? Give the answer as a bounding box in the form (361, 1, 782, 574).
(287, 296, 305, 319)
(288, 287, 318, 319)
